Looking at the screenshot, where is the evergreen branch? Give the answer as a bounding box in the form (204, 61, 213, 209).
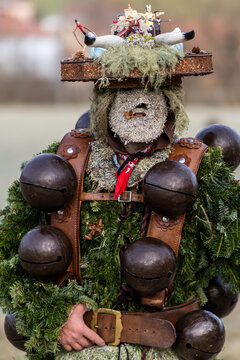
(216, 236, 223, 258)
(200, 205, 212, 232)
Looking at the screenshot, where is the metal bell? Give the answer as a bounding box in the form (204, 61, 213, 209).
(203, 276, 239, 318)
(4, 313, 27, 352)
(75, 109, 90, 129)
(196, 124, 240, 170)
(18, 225, 73, 282)
(20, 153, 77, 212)
(174, 310, 225, 360)
(120, 237, 177, 295)
(143, 160, 198, 216)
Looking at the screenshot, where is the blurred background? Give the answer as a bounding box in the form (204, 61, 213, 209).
(0, 0, 239, 359)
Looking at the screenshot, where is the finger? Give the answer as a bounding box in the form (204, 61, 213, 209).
(82, 325, 105, 346)
(62, 343, 72, 352)
(72, 342, 83, 351)
(59, 333, 72, 346)
(77, 336, 93, 348)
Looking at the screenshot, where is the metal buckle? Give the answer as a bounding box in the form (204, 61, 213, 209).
(91, 308, 123, 346)
(118, 191, 132, 203)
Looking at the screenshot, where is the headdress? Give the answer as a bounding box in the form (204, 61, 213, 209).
(64, 5, 213, 89)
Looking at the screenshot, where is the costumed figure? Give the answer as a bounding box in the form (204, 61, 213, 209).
(1, 5, 240, 360)
(139, 4, 155, 35)
(153, 11, 171, 36)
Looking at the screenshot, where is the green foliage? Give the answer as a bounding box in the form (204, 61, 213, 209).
(97, 43, 184, 88)
(80, 176, 145, 308)
(0, 143, 239, 358)
(169, 147, 240, 305)
(32, 0, 65, 18)
(0, 143, 96, 359)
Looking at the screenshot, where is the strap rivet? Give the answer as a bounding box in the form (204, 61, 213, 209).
(162, 216, 170, 223)
(67, 147, 74, 154)
(178, 157, 186, 164)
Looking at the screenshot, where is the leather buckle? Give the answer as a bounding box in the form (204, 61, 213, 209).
(91, 308, 123, 346)
(118, 191, 132, 203)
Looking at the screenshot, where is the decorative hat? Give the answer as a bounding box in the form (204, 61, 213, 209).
(61, 5, 213, 89)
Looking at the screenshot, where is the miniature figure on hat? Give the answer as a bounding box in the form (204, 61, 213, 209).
(153, 10, 171, 35)
(0, 4, 240, 360)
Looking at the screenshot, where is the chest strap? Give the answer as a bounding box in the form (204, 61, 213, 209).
(80, 191, 143, 203)
(147, 137, 208, 258)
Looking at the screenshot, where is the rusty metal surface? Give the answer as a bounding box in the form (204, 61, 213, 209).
(18, 225, 73, 282)
(120, 237, 177, 295)
(174, 310, 225, 359)
(61, 53, 213, 87)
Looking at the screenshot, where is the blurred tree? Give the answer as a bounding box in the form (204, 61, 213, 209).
(31, 0, 65, 18)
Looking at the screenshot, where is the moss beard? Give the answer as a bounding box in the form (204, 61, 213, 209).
(109, 89, 168, 145)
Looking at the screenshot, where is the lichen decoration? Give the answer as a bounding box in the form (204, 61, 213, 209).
(90, 86, 189, 144)
(56, 344, 142, 360)
(96, 43, 184, 88)
(56, 345, 180, 360)
(90, 88, 116, 144)
(0, 143, 239, 359)
(87, 140, 172, 191)
(161, 86, 190, 138)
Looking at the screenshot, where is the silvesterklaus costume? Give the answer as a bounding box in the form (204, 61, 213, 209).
(1, 5, 240, 360)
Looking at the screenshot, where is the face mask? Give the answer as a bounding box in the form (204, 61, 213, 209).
(109, 89, 168, 145)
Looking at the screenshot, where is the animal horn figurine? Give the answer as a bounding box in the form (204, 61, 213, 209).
(154, 29, 195, 45)
(75, 19, 195, 49)
(84, 32, 126, 48)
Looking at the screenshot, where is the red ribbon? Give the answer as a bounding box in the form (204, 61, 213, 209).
(114, 145, 152, 199)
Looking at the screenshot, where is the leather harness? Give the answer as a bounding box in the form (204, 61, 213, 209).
(51, 129, 208, 349)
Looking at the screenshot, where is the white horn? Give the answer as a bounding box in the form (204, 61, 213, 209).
(154, 29, 195, 46)
(85, 33, 126, 49)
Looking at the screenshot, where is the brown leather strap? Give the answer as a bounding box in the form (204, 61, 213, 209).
(147, 138, 208, 258)
(51, 131, 93, 284)
(150, 298, 200, 325)
(84, 299, 199, 348)
(84, 311, 176, 348)
(80, 191, 144, 203)
(141, 289, 168, 308)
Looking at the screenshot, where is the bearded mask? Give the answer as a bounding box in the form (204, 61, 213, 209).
(109, 89, 168, 145)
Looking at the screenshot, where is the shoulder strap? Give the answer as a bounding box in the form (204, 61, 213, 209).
(142, 138, 208, 307)
(51, 129, 93, 285)
(147, 137, 208, 258)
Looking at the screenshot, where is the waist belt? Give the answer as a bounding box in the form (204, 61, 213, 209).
(84, 299, 199, 348)
(80, 191, 143, 203)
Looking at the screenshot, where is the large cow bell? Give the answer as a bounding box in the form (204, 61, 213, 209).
(20, 153, 77, 212)
(143, 160, 198, 216)
(196, 124, 240, 170)
(120, 237, 177, 295)
(203, 276, 239, 318)
(4, 313, 27, 351)
(174, 310, 225, 360)
(18, 225, 72, 282)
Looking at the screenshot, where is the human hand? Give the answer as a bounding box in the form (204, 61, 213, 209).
(60, 303, 105, 351)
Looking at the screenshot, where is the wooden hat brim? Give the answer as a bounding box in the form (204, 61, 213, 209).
(61, 52, 213, 89)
